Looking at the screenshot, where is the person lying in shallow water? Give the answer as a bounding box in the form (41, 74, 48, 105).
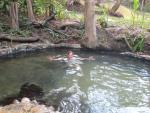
(47, 51, 95, 62)
(47, 51, 95, 76)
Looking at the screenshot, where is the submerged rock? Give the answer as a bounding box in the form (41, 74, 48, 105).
(0, 82, 44, 106)
(19, 82, 44, 99)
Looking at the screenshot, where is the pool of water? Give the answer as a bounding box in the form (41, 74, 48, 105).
(0, 49, 150, 113)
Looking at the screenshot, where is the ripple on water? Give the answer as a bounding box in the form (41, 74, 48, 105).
(0, 52, 150, 113)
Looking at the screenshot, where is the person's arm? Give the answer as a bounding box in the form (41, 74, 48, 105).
(47, 55, 64, 61)
(80, 56, 95, 61)
(48, 56, 56, 61)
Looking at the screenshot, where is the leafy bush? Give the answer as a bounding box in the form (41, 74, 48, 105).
(33, 0, 69, 19)
(50, 0, 69, 20)
(131, 0, 140, 26)
(125, 33, 145, 52)
(97, 16, 107, 28)
(0, 22, 10, 32)
(0, 0, 10, 13)
(97, 5, 108, 28)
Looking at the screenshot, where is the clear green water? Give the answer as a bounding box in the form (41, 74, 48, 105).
(0, 50, 150, 113)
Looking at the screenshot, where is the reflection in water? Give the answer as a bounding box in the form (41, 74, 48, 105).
(0, 51, 150, 113)
(65, 55, 83, 77)
(59, 83, 85, 113)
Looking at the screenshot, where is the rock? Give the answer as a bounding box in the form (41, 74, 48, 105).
(32, 100, 38, 105)
(120, 52, 150, 61)
(19, 82, 44, 99)
(49, 106, 55, 111)
(13, 99, 20, 104)
(0, 98, 60, 113)
(0, 42, 81, 57)
(21, 97, 30, 104)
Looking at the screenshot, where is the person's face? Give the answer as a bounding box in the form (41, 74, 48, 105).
(67, 51, 73, 59)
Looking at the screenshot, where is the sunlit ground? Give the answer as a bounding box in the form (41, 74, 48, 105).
(65, 3, 150, 29)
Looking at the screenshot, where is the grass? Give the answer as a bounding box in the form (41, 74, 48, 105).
(65, 3, 150, 29)
(96, 3, 150, 29)
(102, 3, 132, 17)
(104, 15, 150, 29)
(107, 12, 150, 29)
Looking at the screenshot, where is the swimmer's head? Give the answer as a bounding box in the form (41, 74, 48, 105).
(67, 51, 74, 60)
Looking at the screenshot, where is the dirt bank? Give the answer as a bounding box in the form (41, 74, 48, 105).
(0, 21, 150, 60)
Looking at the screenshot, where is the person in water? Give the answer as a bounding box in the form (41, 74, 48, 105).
(48, 51, 95, 76)
(47, 51, 95, 61)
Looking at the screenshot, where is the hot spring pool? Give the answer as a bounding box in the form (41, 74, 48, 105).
(0, 49, 150, 113)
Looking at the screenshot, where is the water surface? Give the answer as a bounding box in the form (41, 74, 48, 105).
(0, 50, 150, 113)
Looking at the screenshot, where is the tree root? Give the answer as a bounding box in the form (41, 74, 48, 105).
(29, 14, 85, 43)
(0, 34, 39, 43)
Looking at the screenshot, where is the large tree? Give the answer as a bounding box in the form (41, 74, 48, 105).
(9, 1, 19, 30)
(26, 0, 35, 22)
(84, 0, 97, 48)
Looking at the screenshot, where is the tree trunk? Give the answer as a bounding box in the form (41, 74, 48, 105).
(140, 0, 146, 11)
(84, 0, 97, 48)
(110, 0, 121, 14)
(26, 0, 36, 22)
(9, 2, 19, 30)
(67, 0, 74, 7)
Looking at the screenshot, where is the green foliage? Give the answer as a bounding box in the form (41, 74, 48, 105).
(131, 0, 140, 26)
(130, 0, 146, 28)
(18, 0, 27, 14)
(33, 0, 46, 15)
(132, 36, 144, 52)
(97, 16, 107, 28)
(0, 22, 10, 32)
(50, 0, 69, 19)
(8, 29, 32, 37)
(126, 34, 145, 52)
(0, 0, 10, 13)
(33, 0, 69, 19)
(133, 0, 139, 10)
(0, 0, 19, 13)
(97, 5, 108, 28)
